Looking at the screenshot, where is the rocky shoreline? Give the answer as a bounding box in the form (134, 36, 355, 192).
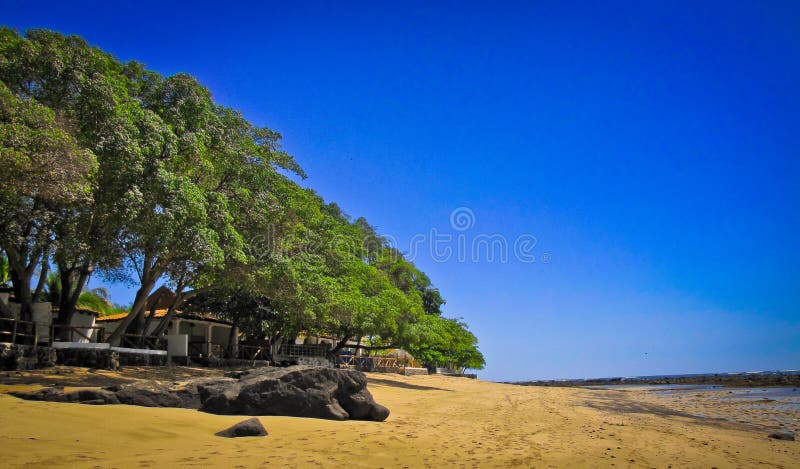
(12, 366, 390, 422)
(510, 371, 800, 388)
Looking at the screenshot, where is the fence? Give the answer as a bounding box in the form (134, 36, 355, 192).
(50, 324, 106, 344)
(0, 317, 37, 345)
(120, 333, 167, 350)
(279, 343, 330, 358)
(237, 344, 267, 360)
(339, 355, 401, 372)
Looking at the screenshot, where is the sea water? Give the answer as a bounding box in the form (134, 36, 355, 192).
(584, 383, 800, 430)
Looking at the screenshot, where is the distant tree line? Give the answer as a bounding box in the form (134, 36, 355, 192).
(0, 29, 484, 370)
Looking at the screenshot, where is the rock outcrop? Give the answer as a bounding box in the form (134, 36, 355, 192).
(768, 431, 795, 441)
(12, 366, 389, 422)
(216, 417, 268, 437)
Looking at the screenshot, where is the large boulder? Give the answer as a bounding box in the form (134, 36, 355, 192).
(199, 366, 389, 421)
(768, 431, 795, 441)
(12, 366, 389, 422)
(216, 417, 268, 438)
(17, 386, 121, 405)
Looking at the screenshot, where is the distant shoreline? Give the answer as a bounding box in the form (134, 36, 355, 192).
(508, 370, 800, 388)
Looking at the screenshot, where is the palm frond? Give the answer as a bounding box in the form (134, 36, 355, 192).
(77, 290, 114, 315)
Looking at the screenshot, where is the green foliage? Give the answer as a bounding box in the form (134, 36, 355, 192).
(76, 288, 115, 316)
(41, 271, 116, 315)
(0, 253, 9, 286)
(405, 316, 486, 371)
(0, 28, 484, 369)
(0, 82, 96, 204)
(184, 286, 273, 338)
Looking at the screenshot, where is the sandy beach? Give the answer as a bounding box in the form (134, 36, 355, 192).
(0, 367, 797, 468)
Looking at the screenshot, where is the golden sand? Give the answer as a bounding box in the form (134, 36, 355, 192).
(0, 368, 797, 468)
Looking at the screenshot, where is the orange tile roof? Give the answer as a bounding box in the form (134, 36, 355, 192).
(96, 309, 231, 325)
(96, 309, 170, 322)
(73, 307, 102, 317)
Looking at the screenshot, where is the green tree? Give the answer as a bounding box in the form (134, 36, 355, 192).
(0, 28, 484, 369)
(41, 272, 116, 316)
(0, 253, 10, 286)
(105, 71, 302, 345)
(406, 316, 485, 371)
(0, 28, 160, 329)
(0, 79, 96, 320)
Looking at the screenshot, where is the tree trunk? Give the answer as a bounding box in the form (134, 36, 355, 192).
(57, 267, 76, 325)
(106, 276, 158, 346)
(150, 298, 179, 339)
(56, 264, 91, 339)
(348, 343, 397, 352)
(0, 296, 12, 318)
(150, 283, 202, 339)
(227, 324, 239, 358)
(135, 283, 173, 337)
(139, 305, 158, 346)
(32, 258, 48, 300)
(330, 333, 353, 355)
(269, 335, 284, 361)
(9, 268, 33, 321)
(6, 249, 38, 322)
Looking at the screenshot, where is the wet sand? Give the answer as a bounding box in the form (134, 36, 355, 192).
(0, 367, 797, 467)
(615, 385, 800, 433)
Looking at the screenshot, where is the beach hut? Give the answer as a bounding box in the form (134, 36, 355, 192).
(96, 310, 233, 359)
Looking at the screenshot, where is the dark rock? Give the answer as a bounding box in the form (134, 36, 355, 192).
(37, 347, 57, 368)
(215, 417, 268, 438)
(118, 351, 167, 367)
(334, 370, 390, 421)
(199, 367, 389, 421)
(55, 348, 118, 370)
(113, 381, 189, 408)
(12, 386, 120, 405)
(768, 431, 795, 441)
(12, 366, 389, 422)
(293, 356, 333, 368)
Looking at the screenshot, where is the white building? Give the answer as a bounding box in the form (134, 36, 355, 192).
(96, 310, 233, 358)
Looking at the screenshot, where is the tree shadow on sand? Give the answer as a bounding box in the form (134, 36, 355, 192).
(583, 393, 753, 431)
(366, 377, 452, 392)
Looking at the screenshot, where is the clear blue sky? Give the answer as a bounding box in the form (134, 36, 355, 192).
(4, 1, 798, 381)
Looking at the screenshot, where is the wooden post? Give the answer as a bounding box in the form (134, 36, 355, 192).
(11, 320, 17, 344)
(229, 325, 239, 359)
(205, 324, 213, 358)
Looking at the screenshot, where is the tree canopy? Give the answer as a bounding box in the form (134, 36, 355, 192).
(0, 28, 484, 370)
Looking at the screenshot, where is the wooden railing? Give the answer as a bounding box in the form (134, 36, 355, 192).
(338, 355, 400, 371)
(121, 334, 166, 350)
(188, 340, 234, 358)
(1, 318, 107, 346)
(279, 343, 329, 358)
(50, 324, 105, 344)
(237, 344, 266, 360)
(0, 317, 37, 345)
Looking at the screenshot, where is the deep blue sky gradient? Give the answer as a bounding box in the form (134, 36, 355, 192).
(3, 1, 798, 380)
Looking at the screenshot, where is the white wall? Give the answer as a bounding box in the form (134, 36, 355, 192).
(211, 325, 229, 345)
(167, 334, 188, 357)
(31, 302, 51, 343)
(69, 310, 97, 342)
